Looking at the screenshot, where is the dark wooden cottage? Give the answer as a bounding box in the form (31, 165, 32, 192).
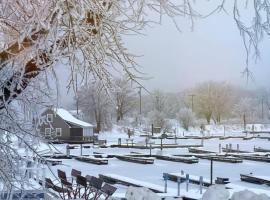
(38, 108, 94, 142)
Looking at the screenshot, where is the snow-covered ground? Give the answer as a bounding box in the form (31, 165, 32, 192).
(19, 124, 270, 199)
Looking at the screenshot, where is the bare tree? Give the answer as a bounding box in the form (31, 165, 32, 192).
(147, 109, 167, 129)
(177, 108, 196, 131)
(77, 82, 112, 132)
(114, 78, 136, 122)
(0, 0, 270, 193)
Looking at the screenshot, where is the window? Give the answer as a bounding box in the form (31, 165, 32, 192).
(47, 114, 53, 123)
(56, 128, 62, 137)
(45, 128, 51, 136)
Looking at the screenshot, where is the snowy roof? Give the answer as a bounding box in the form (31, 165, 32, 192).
(53, 108, 93, 128)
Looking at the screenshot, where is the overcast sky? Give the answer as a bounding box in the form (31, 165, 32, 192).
(124, 11, 270, 93)
(57, 6, 270, 106)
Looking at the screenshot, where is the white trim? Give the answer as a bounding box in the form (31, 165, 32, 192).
(45, 128, 51, 136)
(56, 128, 62, 137)
(47, 114, 53, 123)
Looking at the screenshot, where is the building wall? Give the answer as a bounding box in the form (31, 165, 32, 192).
(70, 127, 83, 140)
(38, 109, 71, 140)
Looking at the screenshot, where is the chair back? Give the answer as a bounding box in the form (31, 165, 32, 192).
(101, 183, 117, 196)
(45, 178, 54, 189)
(71, 169, 81, 178)
(57, 169, 67, 181)
(76, 175, 87, 187)
(88, 176, 103, 190)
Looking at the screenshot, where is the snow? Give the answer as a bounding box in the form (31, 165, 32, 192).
(53, 108, 93, 127)
(202, 185, 230, 200)
(231, 190, 270, 200)
(125, 186, 161, 200)
(14, 123, 270, 199)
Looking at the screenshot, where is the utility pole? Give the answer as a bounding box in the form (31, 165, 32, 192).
(138, 86, 142, 115)
(189, 94, 196, 112)
(261, 98, 264, 120)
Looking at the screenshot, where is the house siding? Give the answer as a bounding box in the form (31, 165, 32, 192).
(39, 109, 71, 140)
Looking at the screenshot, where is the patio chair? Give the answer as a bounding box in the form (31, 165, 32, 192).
(100, 183, 117, 200)
(71, 169, 82, 184)
(58, 170, 72, 187)
(75, 175, 89, 199)
(86, 176, 103, 199)
(45, 178, 71, 200)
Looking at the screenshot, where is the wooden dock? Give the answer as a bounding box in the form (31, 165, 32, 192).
(188, 147, 215, 154)
(195, 155, 243, 163)
(254, 147, 270, 153)
(232, 154, 270, 163)
(111, 144, 203, 149)
(222, 148, 250, 153)
(165, 173, 211, 187)
(99, 174, 164, 193)
(240, 174, 270, 186)
(155, 155, 199, 164)
(43, 158, 62, 166)
(41, 153, 71, 159)
(115, 155, 154, 164)
(74, 156, 108, 165)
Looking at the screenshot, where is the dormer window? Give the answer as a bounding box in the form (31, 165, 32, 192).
(47, 114, 53, 123)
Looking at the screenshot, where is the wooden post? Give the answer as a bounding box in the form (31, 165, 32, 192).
(201, 138, 204, 146)
(161, 138, 163, 150)
(186, 174, 189, 192)
(66, 144, 70, 157)
(219, 144, 221, 154)
(210, 159, 213, 185)
(118, 138, 121, 146)
(151, 124, 154, 136)
(199, 176, 203, 194)
(149, 144, 152, 156)
(237, 144, 239, 152)
(42, 167, 46, 189)
(164, 173, 168, 193)
(177, 177, 181, 196)
(80, 144, 83, 156)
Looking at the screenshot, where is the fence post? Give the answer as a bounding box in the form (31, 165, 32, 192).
(199, 176, 203, 194)
(186, 174, 189, 192)
(210, 159, 213, 185)
(66, 144, 70, 157)
(80, 144, 83, 156)
(118, 138, 121, 146)
(42, 167, 46, 189)
(164, 173, 168, 193)
(177, 177, 181, 196)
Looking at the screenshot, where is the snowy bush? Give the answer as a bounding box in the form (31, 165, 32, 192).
(177, 108, 196, 131)
(147, 110, 167, 129)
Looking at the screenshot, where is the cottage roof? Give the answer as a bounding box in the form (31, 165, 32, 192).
(53, 108, 93, 128)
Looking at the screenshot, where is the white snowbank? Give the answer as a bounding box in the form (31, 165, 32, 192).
(203, 186, 270, 200)
(231, 190, 270, 200)
(125, 186, 160, 200)
(202, 185, 230, 200)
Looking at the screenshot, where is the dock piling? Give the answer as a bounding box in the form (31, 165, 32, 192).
(199, 176, 203, 194)
(186, 174, 189, 192)
(177, 177, 181, 196)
